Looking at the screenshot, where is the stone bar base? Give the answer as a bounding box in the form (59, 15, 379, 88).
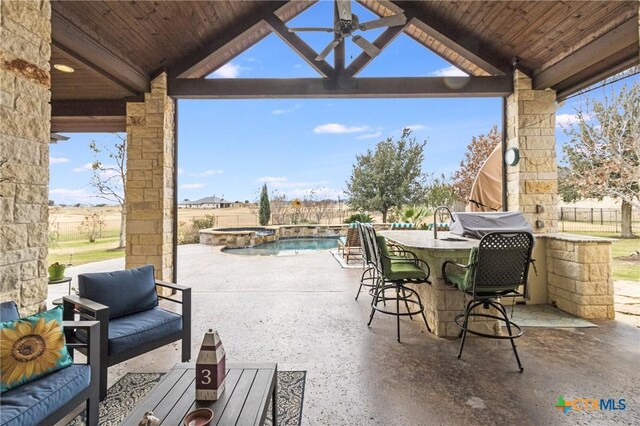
(544, 234, 615, 319)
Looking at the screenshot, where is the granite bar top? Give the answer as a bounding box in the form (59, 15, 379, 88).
(379, 230, 480, 250)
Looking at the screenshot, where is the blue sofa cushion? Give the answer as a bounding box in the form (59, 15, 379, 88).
(1, 307, 73, 392)
(77, 307, 182, 356)
(0, 301, 19, 322)
(0, 364, 90, 426)
(78, 265, 158, 319)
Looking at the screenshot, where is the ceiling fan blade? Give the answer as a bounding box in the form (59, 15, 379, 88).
(316, 38, 342, 61)
(351, 35, 381, 58)
(359, 13, 407, 31)
(288, 27, 334, 33)
(336, 0, 352, 22)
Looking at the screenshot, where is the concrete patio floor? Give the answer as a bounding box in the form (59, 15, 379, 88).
(49, 244, 640, 425)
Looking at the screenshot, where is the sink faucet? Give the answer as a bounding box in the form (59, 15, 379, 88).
(433, 206, 455, 239)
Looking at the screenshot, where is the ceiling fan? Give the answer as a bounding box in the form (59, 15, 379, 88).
(288, 0, 407, 61)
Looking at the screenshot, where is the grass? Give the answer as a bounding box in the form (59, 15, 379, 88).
(572, 232, 639, 281)
(48, 237, 125, 266)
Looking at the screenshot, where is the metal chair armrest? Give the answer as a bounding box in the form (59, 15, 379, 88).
(155, 280, 190, 292)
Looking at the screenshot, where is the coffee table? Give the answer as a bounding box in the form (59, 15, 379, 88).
(121, 363, 277, 426)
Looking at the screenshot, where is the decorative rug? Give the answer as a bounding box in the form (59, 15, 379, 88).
(330, 249, 363, 269)
(67, 370, 306, 426)
(511, 304, 597, 328)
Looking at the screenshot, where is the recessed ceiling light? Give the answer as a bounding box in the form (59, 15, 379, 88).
(53, 64, 74, 73)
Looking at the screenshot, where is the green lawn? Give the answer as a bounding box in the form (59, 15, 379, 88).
(573, 232, 639, 281)
(48, 237, 125, 266)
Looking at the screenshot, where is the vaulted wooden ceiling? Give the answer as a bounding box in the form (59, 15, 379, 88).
(50, 0, 639, 132)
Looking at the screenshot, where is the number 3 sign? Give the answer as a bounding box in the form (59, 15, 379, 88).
(196, 329, 226, 401)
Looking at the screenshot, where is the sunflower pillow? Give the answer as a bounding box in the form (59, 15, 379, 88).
(0, 306, 72, 392)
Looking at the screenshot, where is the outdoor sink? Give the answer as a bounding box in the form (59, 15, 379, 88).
(439, 237, 467, 242)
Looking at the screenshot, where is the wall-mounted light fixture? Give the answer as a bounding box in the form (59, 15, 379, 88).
(505, 147, 520, 166)
(53, 64, 74, 73)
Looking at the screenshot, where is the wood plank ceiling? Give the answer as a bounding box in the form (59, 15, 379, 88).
(49, 0, 639, 131)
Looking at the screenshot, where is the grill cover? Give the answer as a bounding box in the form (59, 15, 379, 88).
(449, 212, 532, 239)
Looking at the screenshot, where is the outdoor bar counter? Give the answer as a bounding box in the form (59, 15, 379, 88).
(380, 230, 492, 338)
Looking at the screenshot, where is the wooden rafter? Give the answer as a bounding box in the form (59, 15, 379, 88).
(344, 24, 406, 78)
(533, 17, 638, 90)
(168, 76, 513, 99)
(51, 10, 150, 93)
(264, 14, 335, 78)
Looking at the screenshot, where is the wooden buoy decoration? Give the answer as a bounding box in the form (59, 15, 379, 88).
(195, 329, 226, 401)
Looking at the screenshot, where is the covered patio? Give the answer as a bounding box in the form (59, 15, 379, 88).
(1, 0, 639, 424)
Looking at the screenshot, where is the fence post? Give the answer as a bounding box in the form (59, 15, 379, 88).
(600, 208, 603, 225)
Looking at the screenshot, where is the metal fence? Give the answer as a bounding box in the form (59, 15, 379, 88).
(559, 207, 639, 233)
(50, 220, 121, 242)
(185, 210, 365, 228)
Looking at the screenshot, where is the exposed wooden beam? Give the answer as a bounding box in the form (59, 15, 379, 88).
(51, 116, 126, 133)
(169, 2, 286, 79)
(388, 1, 512, 76)
(51, 10, 149, 94)
(168, 76, 513, 99)
(51, 100, 127, 117)
(533, 17, 639, 90)
(264, 14, 335, 78)
(344, 25, 406, 78)
(333, 2, 345, 73)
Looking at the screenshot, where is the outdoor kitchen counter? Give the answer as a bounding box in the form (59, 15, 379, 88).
(380, 230, 494, 338)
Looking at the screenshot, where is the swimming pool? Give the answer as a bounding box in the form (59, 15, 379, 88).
(222, 237, 340, 256)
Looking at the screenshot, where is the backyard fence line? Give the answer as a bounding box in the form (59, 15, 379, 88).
(50, 220, 121, 242)
(558, 207, 639, 233)
(184, 210, 368, 228)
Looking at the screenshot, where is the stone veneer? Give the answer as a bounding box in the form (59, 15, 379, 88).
(545, 234, 615, 319)
(125, 73, 175, 281)
(505, 70, 558, 233)
(0, 0, 51, 315)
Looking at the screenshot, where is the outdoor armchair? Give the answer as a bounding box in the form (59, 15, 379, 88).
(337, 224, 362, 263)
(0, 301, 100, 426)
(62, 265, 191, 399)
(442, 231, 534, 372)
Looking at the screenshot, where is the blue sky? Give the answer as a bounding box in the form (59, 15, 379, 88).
(48, 1, 638, 205)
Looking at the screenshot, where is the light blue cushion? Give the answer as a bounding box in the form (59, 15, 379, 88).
(1, 307, 73, 392)
(0, 301, 19, 322)
(78, 265, 158, 319)
(77, 307, 182, 356)
(0, 364, 90, 426)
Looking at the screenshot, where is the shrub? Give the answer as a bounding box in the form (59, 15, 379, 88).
(344, 213, 373, 224)
(178, 215, 217, 245)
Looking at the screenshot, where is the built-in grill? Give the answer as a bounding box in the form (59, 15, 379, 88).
(449, 212, 532, 240)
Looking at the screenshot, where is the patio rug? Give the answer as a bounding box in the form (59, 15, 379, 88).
(330, 249, 363, 269)
(511, 304, 597, 328)
(67, 370, 306, 426)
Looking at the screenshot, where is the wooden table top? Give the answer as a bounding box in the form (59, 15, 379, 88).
(121, 363, 277, 426)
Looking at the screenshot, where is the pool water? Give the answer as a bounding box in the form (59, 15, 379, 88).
(222, 237, 340, 256)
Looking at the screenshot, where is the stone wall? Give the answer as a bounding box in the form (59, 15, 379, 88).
(505, 70, 558, 232)
(125, 73, 175, 281)
(545, 235, 615, 319)
(0, 0, 51, 315)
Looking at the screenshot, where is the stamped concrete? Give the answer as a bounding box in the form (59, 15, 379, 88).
(50, 244, 640, 425)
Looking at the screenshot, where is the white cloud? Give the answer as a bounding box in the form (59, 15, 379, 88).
(288, 187, 346, 199)
(50, 188, 90, 198)
(212, 62, 241, 78)
(404, 124, 426, 131)
(313, 123, 369, 134)
(73, 163, 93, 172)
(430, 66, 468, 77)
(180, 183, 205, 189)
(357, 131, 382, 140)
(556, 113, 590, 128)
(50, 157, 70, 164)
(272, 104, 301, 115)
(256, 176, 287, 183)
(190, 169, 223, 177)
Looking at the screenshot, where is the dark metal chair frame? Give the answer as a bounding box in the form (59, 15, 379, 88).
(355, 222, 378, 300)
(362, 224, 432, 342)
(39, 320, 100, 426)
(63, 280, 191, 399)
(443, 231, 534, 372)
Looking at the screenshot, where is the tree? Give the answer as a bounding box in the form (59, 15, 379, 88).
(451, 125, 501, 201)
(561, 81, 639, 237)
(424, 174, 457, 210)
(346, 129, 428, 222)
(258, 183, 271, 225)
(89, 134, 126, 248)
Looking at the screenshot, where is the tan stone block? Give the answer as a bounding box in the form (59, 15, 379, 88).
(576, 245, 611, 263)
(0, 224, 27, 251)
(589, 264, 610, 281)
(0, 264, 21, 292)
(547, 272, 575, 292)
(14, 203, 44, 223)
(20, 260, 38, 280)
(130, 170, 152, 181)
(141, 138, 163, 153)
(128, 159, 153, 170)
(132, 244, 157, 256)
(574, 281, 600, 296)
(576, 305, 610, 319)
(20, 278, 47, 306)
(0, 198, 15, 223)
(127, 102, 146, 117)
(26, 222, 47, 247)
(129, 209, 161, 220)
(585, 295, 614, 306)
(523, 100, 556, 115)
(131, 127, 159, 138)
(552, 298, 577, 316)
(126, 220, 158, 234)
(138, 234, 162, 245)
(0, 290, 21, 305)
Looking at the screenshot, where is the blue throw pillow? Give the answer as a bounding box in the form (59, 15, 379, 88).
(0, 306, 73, 392)
(78, 265, 158, 318)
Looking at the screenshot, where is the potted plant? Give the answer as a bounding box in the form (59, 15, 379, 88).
(48, 262, 66, 281)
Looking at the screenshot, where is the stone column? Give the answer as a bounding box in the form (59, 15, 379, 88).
(125, 73, 175, 281)
(0, 0, 52, 315)
(505, 70, 558, 232)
